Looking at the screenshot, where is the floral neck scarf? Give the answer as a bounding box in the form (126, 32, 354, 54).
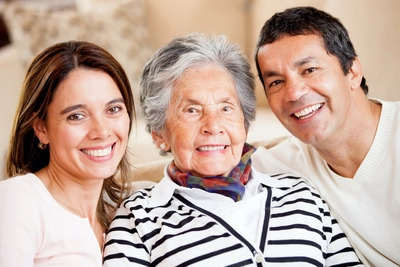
(167, 143, 256, 202)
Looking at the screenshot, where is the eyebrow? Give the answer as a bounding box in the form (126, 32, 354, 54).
(294, 56, 316, 68)
(60, 97, 125, 115)
(185, 96, 233, 105)
(263, 70, 280, 79)
(262, 56, 317, 79)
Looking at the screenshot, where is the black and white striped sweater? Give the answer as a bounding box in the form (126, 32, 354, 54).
(103, 169, 363, 266)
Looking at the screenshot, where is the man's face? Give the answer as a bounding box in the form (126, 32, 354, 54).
(257, 34, 355, 147)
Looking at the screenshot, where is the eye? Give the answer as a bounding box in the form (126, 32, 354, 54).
(222, 106, 232, 112)
(268, 80, 283, 88)
(187, 107, 198, 113)
(67, 113, 84, 121)
(108, 105, 123, 114)
(304, 67, 317, 74)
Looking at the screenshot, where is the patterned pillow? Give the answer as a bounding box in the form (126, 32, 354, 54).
(3, 0, 151, 99)
(3, 3, 83, 67)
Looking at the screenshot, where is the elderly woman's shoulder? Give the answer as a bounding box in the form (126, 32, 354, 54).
(256, 170, 322, 199)
(122, 181, 157, 203)
(130, 180, 158, 192)
(257, 171, 330, 215)
(269, 172, 317, 189)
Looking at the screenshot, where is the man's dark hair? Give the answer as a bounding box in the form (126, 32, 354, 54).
(255, 6, 368, 94)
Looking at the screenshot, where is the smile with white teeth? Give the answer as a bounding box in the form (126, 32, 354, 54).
(82, 146, 112, 157)
(293, 103, 322, 119)
(197, 145, 226, 152)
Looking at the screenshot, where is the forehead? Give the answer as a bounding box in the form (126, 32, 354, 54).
(258, 35, 343, 77)
(56, 68, 115, 91)
(258, 34, 327, 60)
(51, 68, 122, 105)
(171, 64, 238, 99)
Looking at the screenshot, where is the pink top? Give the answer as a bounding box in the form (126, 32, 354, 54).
(0, 174, 102, 266)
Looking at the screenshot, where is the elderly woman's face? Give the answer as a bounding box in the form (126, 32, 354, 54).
(155, 64, 247, 177)
(34, 68, 130, 181)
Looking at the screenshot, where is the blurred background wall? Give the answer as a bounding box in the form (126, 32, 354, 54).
(0, 0, 399, 178)
(144, 0, 400, 103)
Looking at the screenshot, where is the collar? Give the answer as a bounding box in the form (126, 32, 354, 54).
(147, 162, 295, 208)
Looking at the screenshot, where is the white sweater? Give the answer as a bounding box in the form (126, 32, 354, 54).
(252, 100, 400, 267)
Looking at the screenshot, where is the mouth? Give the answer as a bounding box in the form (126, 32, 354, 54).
(292, 103, 323, 119)
(81, 143, 115, 157)
(196, 145, 227, 152)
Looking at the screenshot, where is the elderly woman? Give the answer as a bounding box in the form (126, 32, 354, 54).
(103, 33, 363, 266)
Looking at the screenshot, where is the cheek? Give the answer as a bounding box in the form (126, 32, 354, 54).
(168, 133, 194, 171)
(230, 121, 246, 138)
(267, 98, 284, 117)
(122, 116, 131, 135)
(169, 127, 194, 151)
(50, 127, 83, 149)
(227, 119, 247, 145)
(167, 125, 198, 165)
(166, 117, 193, 145)
(115, 114, 131, 137)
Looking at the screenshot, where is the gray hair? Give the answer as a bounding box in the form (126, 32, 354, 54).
(140, 33, 256, 155)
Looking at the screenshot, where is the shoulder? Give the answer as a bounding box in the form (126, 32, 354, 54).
(0, 174, 49, 243)
(0, 173, 46, 196)
(257, 170, 325, 205)
(0, 173, 55, 218)
(265, 172, 320, 193)
(252, 137, 314, 175)
(281, 173, 321, 195)
(120, 185, 157, 211)
(372, 99, 400, 142)
(123, 185, 153, 201)
(253, 136, 313, 161)
(266, 174, 331, 225)
(112, 180, 183, 226)
(384, 100, 400, 118)
(253, 136, 328, 182)
(371, 98, 400, 117)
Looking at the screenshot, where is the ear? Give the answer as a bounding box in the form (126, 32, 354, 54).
(349, 58, 363, 90)
(32, 116, 49, 145)
(151, 130, 168, 150)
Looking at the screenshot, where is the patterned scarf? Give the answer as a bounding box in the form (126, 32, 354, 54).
(168, 143, 256, 202)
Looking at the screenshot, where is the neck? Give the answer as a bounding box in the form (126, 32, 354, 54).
(35, 165, 105, 246)
(315, 99, 382, 178)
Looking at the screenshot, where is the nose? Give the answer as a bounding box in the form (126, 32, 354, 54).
(200, 111, 224, 135)
(283, 77, 309, 102)
(88, 117, 111, 140)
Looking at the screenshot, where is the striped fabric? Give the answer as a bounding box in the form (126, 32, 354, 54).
(103, 170, 363, 266)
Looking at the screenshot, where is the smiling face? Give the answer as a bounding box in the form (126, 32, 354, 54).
(257, 34, 361, 146)
(152, 64, 247, 178)
(34, 68, 130, 181)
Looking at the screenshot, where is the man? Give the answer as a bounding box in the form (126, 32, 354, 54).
(252, 6, 399, 267)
